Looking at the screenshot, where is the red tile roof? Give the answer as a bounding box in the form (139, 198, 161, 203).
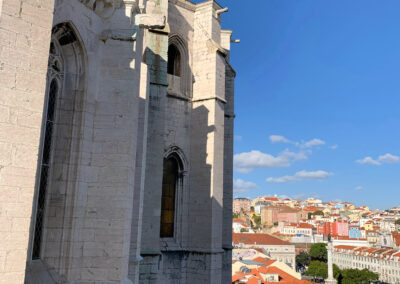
(393, 232, 400, 247)
(233, 233, 291, 246)
(232, 256, 312, 283)
(334, 245, 357, 250)
(298, 223, 314, 229)
(332, 235, 367, 241)
(303, 207, 321, 212)
(252, 257, 276, 266)
(333, 246, 400, 261)
(264, 197, 280, 201)
(232, 274, 244, 282)
(279, 208, 299, 213)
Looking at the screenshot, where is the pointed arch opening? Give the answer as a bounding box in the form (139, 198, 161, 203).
(160, 149, 186, 239)
(167, 34, 191, 98)
(168, 44, 181, 77)
(31, 22, 86, 261)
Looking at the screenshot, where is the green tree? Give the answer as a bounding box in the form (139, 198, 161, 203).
(240, 228, 248, 233)
(341, 268, 379, 284)
(296, 251, 310, 269)
(313, 210, 324, 216)
(309, 243, 327, 262)
(253, 215, 261, 225)
(395, 219, 400, 225)
(232, 212, 239, 219)
(333, 264, 342, 281)
(305, 261, 342, 282)
(305, 261, 327, 280)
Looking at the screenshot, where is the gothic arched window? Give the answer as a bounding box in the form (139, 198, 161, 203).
(167, 44, 181, 77)
(160, 155, 182, 238)
(32, 41, 63, 259)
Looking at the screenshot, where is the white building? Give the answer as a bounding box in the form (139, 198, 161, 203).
(333, 246, 400, 283)
(280, 222, 314, 236)
(254, 202, 266, 214)
(233, 220, 254, 233)
(332, 238, 370, 248)
(233, 233, 296, 268)
(380, 219, 396, 233)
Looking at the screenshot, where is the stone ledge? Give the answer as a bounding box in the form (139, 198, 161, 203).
(160, 247, 225, 254)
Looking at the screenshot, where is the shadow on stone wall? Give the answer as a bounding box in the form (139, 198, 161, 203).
(25, 2, 142, 282)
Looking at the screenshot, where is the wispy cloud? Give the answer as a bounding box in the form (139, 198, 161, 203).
(269, 134, 326, 149)
(269, 135, 290, 144)
(234, 149, 307, 173)
(292, 193, 321, 200)
(378, 153, 399, 163)
(330, 145, 338, 150)
(355, 186, 363, 191)
(266, 170, 333, 183)
(302, 138, 325, 148)
(356, 157, 380, 165)
(356, 153, 399, 166)
(233, 179, 258, 193)
(278, 195, 290, 199)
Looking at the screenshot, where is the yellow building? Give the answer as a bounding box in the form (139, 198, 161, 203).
(364, 221, 374, 231)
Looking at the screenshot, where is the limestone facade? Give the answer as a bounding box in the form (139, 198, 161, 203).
(0, 0, 235, 283)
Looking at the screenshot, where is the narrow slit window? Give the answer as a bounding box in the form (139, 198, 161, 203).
(160, 157, 180, 238)
(32, 79, 58, 259)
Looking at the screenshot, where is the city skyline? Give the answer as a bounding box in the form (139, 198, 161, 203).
(210, 0, 400, 209)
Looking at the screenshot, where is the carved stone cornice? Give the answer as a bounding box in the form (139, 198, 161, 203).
(90, 0, 166, 42)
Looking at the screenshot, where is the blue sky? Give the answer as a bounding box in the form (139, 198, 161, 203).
(199, 0, 400, 209)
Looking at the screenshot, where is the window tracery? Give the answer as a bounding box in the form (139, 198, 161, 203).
(32, 41, 64, 259)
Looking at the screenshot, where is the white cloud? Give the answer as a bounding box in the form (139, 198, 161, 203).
(330, 145, 338, 150)
(234, 149, 307, 173)
(356, 153, 399, 166)
(295, 170, 332, 179)
(269, 135, 290, 144)
(378, 153, 399, 164)
(266, 175, 297, 183)
(233, 179, 258, 193)
(302, 138, 325, 148)
(355, 186, 363, 191)
(269, 135, 326, 149)
(266, 170, 333, 183)
(356, 156, 380, 165)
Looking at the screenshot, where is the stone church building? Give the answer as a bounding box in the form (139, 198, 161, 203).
(0, 0, 235, 283)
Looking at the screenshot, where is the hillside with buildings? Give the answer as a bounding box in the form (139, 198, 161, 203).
(232, 196, 400, 283)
